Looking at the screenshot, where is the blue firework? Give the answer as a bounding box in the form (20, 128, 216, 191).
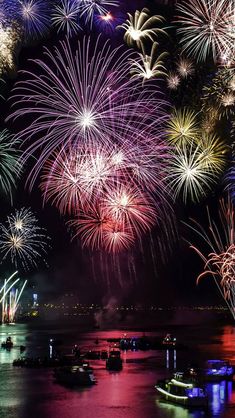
(16, 0, 51, 42)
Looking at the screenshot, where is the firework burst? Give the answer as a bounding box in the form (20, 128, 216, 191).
(166, 72, 180, 90)
(0, 22, 20, 75)
(0, 129, 21, 200)
(8, 36, 168, 188)
(118, 8, 165, 50)
(52, 0, 81, 37)
(78, 0, 119, 27)
(166, 108, 200, 147)
(176, 0, 235, 63)
(40, 133, 171, 251)
(202, 69, 235, 120)
(185, 199, 235, 319)
(17, 0, 51, 41)
(167, 136, 226, 203)
(0, 208, 50, 271)
(176, 57, 194, 79)
(130, 42, 167, 82)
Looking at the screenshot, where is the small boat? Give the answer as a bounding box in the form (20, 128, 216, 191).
(101, 350, 108, 359)
(204, 360, 234, 381)
(106, 350, 123, 371)
(156, 372, 208, 408)
(1, 336, 13, 349)
(85, 350, 101, 360)
(162, 334, 177, 347)
(54, 363, 96, 386)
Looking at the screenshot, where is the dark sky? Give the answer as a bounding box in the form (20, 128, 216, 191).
(0, 0, 225, 306)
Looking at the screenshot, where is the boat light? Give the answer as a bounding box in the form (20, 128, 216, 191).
(171, 379, 193, 388)
(156, 386, 188, 400)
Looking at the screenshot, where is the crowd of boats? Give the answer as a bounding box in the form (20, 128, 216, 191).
(1, 333, 235, 409)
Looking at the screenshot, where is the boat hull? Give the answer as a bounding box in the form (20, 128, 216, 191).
(156, 386, 208, 408)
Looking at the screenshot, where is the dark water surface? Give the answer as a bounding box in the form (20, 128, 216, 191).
(1, 320, 235, 418)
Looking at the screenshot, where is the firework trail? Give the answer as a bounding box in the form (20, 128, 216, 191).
(185, 199, 235, 319)
(0, 129, 21, 200)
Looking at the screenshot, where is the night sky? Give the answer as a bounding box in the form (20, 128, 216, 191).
(0, 0, 229, 307)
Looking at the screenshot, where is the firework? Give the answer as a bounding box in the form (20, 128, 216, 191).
(201, 108, 219, 133)
(40, 134, 170, 250)
(185, 199, 235, 319)
(202, 69, 235, 120)
(40, 132, 170, 207)
(0, 272, 27, 323)
(130, 42, 167, 82)
(52, 0, 81, 37)
(0, 208, 50, 271)
(176, 57, 194, 78)
(167, 72, 180, 90)
(94, 10, 122, 33)
(70, 203, 135, 252)
(166, 108, 200, 146)
(221, 92, 235, 107)
(8, 36, 168, 188)
(176, 0, 235, 63)
(78, 0, 119, 27)
(8, 207, 39, 232)
(0, 129, 21, 199)
(118, 8, 165, 50)
(16, 0, 51, 41)
(0, 22, 20, 75)
(43, 129, 171, 252)
(229, 75, 235, 91)
(103, 184, 157, 235)
(167, 141, 223, 203)
(0, 271, 19, 323)
(197, 133, 228, 172)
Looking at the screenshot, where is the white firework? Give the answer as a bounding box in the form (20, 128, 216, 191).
(77, 0, 119, 27)
(176, 0, 235, 63)
(52, 0, 81, 37)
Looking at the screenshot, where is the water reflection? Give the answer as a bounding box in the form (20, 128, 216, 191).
(157, 401, 206, 418)
(1, 322, 235, 418)
(207, 381, 233, 416)
(165, 349, 177, 370)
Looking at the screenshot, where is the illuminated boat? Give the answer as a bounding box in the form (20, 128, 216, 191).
(156, 372, 208, 407)
(204, 360, 234, 381)
(54, 363, 96, 386)
(106, 350, 123, 371)
(162, 334, 177, 347)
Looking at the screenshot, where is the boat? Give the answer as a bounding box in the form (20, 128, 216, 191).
(162, 334, 177, 347)
(54, 363, 96, 386)
(1, 336, 13, 349)
(204, 360, 234, 381)
(106, 350, 123, 371)
(156, 372, 208, 407)
(101, 350, 108, 359)
(85, 350, 101, 360)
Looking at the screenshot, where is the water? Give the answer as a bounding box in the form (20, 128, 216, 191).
(1, 320, 235, 418)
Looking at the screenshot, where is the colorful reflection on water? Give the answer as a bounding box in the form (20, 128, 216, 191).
(0, 322, 235, 417)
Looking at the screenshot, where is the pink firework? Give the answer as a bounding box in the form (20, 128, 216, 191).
(186, 199, 235, 319)
(69, 203, 135, 253)
(103, 184, 157, 235)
